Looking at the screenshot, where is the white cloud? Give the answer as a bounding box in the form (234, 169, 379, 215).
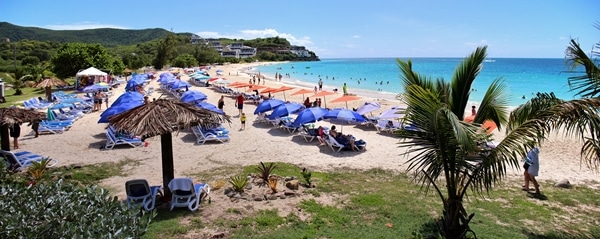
(195, 28, 313, 46)
(351, 35, 361, 39)
(44, 22, 128, 30)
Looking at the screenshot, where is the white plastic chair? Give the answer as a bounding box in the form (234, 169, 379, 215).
(168, 178, 210, 211)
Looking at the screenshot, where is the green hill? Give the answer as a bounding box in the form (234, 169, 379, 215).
(0, 22, 175, 47)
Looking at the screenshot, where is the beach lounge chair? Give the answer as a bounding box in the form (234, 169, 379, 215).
(300, 125, 320, 142)
(37, 124, 67, 134)
(104, 127, 143, 149)
(125, 179, 163, 211)
(168, 178, 210, 212)
(325, 135, 366, 152)
(192, 126, 230, 145)
(0, 150, 58, 171)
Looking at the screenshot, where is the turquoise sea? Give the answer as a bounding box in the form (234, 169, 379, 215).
(254, 58, 581, 107)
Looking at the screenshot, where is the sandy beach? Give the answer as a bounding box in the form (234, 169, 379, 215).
(15, 62, 600, 200)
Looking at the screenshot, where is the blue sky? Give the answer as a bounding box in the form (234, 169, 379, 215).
(2, 0, 598, 58)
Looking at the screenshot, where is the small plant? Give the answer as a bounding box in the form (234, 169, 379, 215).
(267, 175, 278, 194)
(301, 167, 312, 186)
(28, 158, 52, 180)
(229, 175, 249, 192)
(256, 162, 277, 185)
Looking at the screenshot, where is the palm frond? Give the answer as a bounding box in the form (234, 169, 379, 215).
(450, 46, 487, 119)
(565, 38, 600, 98)
(475, 78, 510, 130)
(397, 59, 435, 91)
(507, 92, 563, 131)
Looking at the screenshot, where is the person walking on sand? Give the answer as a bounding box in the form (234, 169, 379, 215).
(522, 147, 541, 194)
(28, 118, 40, 138)
(240, 113, 247, 130)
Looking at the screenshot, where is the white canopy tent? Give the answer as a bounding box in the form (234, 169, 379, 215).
(76, 67, 109, 91)
(76, 67, 107, 77)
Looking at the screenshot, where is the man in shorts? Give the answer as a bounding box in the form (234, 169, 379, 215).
(235, 94, 245, 116)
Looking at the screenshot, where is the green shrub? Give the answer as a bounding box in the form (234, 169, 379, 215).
(229, 175, 249, 192)
(0, 179, 155, 238)
(256, 162, 277, 184)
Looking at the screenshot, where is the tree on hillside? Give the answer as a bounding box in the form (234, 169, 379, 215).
(171, 53, 198, 68)
(50, 43, 113, 79)
(193, 45, 220, 65)
(152, 33, 177, 70)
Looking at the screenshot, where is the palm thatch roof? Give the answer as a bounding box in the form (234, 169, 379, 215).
(108, 99, 231, 137)
(34, 77, 67, 88)
(0, 107, 46, 126)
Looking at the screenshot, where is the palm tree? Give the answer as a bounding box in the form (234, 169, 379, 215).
(397, 46, 600, 238)
(397, 46, 513, 238)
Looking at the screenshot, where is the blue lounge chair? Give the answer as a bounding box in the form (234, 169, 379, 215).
(125, 179, 163, 211)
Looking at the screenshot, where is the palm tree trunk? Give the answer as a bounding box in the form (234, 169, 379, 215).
(161, 133, 174, 199)
(1, 124, 10, 151)
(45, 87, 52, 102)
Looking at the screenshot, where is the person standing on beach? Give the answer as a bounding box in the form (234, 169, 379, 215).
(522, 147, 541, 194)
(318, 78, 323, 91)
(235, 94, 245, 116)
(240, 113, 247, 130)
(218, 95, 225, 111)
(471, 106, 477, 116)
(28, 118, 40, 138)
(9, 123, 21, 149)
(343, 83, 348, 95)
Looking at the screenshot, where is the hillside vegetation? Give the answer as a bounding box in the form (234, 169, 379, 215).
(0, 22, 173, 47)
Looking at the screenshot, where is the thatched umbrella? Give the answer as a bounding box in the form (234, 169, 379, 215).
(109, 99, 230, 197)
(0, 107, 46, 150)
(35, 77, 67, 101)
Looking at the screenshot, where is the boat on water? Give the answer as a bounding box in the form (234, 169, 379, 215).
(484, 59, 496, 63)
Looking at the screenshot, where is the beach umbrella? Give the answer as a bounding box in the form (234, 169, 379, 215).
(111, 92, 144, 107)
(232, 83, 254, 88)
(82, 84, 108, 93)
(355, 102, 381, 115)
(329, 95, 362, 109)
(109, 99, 230, 198)
(195, 102, 225, 115)
(170, 80, 192, 89)
(46, 108, 56, 121)
(271, 86, 295, 101)
(379, 106, 406, 119)
(212, 79, 231, 85)
(34, 77, 67, 102)
(180, 90, 208, 103)
(268, 102, 303, 120)
(0, 107, 46, 150)
(323, 108, 366, 125)
(254, 99, 285, 114)
(311, 91, 337, 108)
(158, 75, 175, 83)
(260, 87, 279, 94)
(291, 89, 314, 99)
(292, 107, 328, 127)
(246, 85, 267, 92)
(98, 100, 143, 123)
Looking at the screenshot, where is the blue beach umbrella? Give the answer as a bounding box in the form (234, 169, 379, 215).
(323, 108, 366, 125)
(82, 84, 108, 93)
(269, 102, 303, 120)
(169, 80, 191, 89)
(180, 91, 208, 103)
(292, 107, 328, 127)
(254, 99, 285, 114)
(46, 108, 56, 121)
(98, 101, 143, 123)
(125, 77, 145, 91)
(158, 75, 175, 83)
(195, 102, 224, 114)
(111, 92, 144, 107)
